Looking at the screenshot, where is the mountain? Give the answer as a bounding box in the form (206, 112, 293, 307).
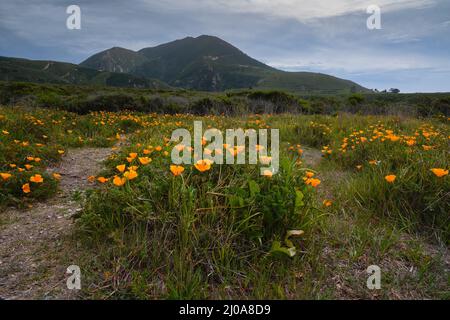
(0, 56, 169, 89)
(80, 35, 368, 93)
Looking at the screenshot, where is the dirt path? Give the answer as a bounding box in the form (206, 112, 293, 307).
(0, 146, 116, 300)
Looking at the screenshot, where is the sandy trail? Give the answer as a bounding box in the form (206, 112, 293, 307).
(0, 147, 114, 300)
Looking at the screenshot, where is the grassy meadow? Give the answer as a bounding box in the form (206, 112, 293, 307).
(0, 104, 449, 299)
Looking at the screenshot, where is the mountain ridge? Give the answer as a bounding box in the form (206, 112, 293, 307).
(80, 35, 369, 93)
(0, 56, 168, 89)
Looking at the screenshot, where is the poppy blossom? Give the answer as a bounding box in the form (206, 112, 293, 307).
(306, 178, 321, 187)
(323, 200, 332, 207)
(431, 168, 448, 177)
(113, 176, 126, 186)
(194, 159, 212, 172)
(305, 171, 315, 178)
(385, 175, 396, 183)
(139, 157, 152, 165)
(97, 177, 108, 183)
(124, 170, 138, 180)
(116, 164, 126, 172)
(263, 170, 273, 178)
(170, 165, 185, 176)
(1, 173, 12, 181)
(22, 183, 31, 193)
(30, 174, 44, 183)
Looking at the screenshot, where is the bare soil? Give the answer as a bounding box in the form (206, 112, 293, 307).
(0, 147, 114, 300)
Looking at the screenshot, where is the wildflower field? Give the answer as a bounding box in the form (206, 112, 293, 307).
(0, 105, 449, 299)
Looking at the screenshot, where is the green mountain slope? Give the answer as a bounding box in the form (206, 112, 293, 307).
(80, 35, 368, 93)
(0, 56, 169, 89)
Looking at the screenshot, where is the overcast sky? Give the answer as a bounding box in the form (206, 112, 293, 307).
(1, 0, 449, 92)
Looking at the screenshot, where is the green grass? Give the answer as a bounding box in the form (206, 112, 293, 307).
(71, 113, 449, 299)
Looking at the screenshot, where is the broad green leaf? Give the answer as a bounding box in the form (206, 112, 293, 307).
(295, 190, 304, 208)
(285, 229, 304, 248)
(269, 240, 296, 257)
(248, 180, 260, 197)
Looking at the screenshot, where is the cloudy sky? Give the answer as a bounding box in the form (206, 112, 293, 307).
(1, 0, 449, 92)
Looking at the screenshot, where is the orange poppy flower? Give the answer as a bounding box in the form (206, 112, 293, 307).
(113, 176, 126, 186)
(124, 170, 138, 180)
(305, 171, 315, 178)
(323, 200, 332, 207)
(170, 165, 185, 176)
(129, 153, 138, 159)
(97, 177, 108, 183)
(194, 159, 212, 172)
(139, 157, 152, 165)
(263, 170, 273, 178)
(306, 178, 321, 187)
(431, 168, 448, 177)
(87, 175, 96, 182)
(116, 164, 126, 172)
(53, 173, 61, 180)
(22, 183, 31, 193)
(1, 173, 12, 181)
(385, 175, 396, 183)
(30, 174, 44, 183)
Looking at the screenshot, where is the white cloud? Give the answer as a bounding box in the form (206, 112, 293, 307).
(148, 0, 436, 22)
(267, 47, 450, 73)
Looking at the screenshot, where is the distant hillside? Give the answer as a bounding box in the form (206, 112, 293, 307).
(80, 35, 368, 94)
(0, 56, 169, 89)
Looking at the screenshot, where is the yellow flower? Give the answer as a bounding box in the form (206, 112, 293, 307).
(170, 165, 185, 176)
(124, 170, 138, 180)
(139, 157, 152, 165)
(22, 183, 31, 193)
(113, 176, 126, 186)
(116, 164, 126, 172)
(58, 150, 65, 155)
(194, 159, 212, 172)
(385, 175, 396, 183)
(53, 173, 61, 180)
(431, 168, 448, 178)
(1, 173, 12, 181)
(30, 174, 44, 183)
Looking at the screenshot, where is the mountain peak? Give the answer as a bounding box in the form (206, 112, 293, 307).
(79, 35, 368, 93)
